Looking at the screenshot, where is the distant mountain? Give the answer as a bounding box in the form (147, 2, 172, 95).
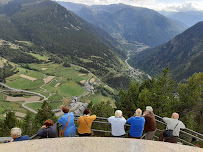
(160, 11, 203, 28)
(0, 0, 130, 89)
(57, 2, 184, 48)
(131, 22, 203, 81)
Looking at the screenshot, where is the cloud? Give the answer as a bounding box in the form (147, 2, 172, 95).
(155, 1, 203, 12)
(56, 0, 203, 11)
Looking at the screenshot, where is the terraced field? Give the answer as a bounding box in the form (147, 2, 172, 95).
(0, 53, 117, 118)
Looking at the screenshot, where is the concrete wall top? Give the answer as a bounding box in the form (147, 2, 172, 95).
(0, 137, 202, 152)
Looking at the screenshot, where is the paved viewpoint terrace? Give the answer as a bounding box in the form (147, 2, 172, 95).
(0, 137, 202, 152)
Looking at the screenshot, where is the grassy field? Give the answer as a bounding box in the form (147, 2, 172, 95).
(24, 102, 42, 110)
(48, 94, 63, 101)
(58, 81, 85, 98)
(29, 53, 49, 61)
(24, 101, 63, 111)
(89, 94, 115, 104)
(81, 93, 116, 105)
(1, 58, 117, 117)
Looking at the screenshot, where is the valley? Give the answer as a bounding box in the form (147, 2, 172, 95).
(125, 47, 151, 80)
(0, 51, 118, 119)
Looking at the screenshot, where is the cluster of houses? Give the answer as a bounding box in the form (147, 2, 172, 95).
(53, 96, 88, 117)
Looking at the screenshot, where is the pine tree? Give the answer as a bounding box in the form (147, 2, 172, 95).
(3, 111, 18, 136)
(22, 112, 34, 136)
(34, 101, 57, 133)
(177, 73, 203, 133)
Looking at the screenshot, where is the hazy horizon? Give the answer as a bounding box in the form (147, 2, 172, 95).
(55, 0, 203, 12)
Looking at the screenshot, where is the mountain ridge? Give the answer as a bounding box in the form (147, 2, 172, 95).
(131, 21, 203, 81)
(57, 2, 184, 48)
(0, 0, 130, 89)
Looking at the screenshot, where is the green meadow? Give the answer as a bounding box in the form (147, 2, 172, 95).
(1, 57, 116, 118)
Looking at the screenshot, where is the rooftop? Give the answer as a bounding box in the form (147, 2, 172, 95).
(0, 137, 202, 152)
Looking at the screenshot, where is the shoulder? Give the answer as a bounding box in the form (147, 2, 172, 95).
(108, 116, 115, 119)
(22, 135, 30, 140)
(91, 115, 96, 119)
(141, 117, 145, 120)
(163, 117, 170, 122)
(70, 112, 74, 115)
(127, 117, 133, 121)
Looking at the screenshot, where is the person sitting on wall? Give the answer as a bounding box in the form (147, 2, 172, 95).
(108, 110, 126, 137)
(159, 113, 185, 143)
(77, 109, 96, 137)
(5, 128, 30, 143)
(143, 106, 156, 140)
(58, 106, 76, 137)
(127, 108, 145, 139)
(37, 119, 58, 138)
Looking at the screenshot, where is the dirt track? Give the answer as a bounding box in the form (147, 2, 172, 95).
(90, 78, 95, 83)
(79, 74, 86, 76)
(42, 68, 48, 70)
(80, 80, 86, 84)
(6, 96, 41, 102)
(54, 83, 61, 87)
(20, 74, 37, 81)
(15, 112, 26, 118)
(44, 76, 55, 84)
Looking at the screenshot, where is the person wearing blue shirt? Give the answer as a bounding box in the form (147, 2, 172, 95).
(58, 106, 76, 137)
(127, 108, 145, 139)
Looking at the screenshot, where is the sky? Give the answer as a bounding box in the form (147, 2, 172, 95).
(56, 0, 203, 12)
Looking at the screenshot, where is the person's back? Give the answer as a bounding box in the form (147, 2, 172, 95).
(144, 113, 156, 132)
(77, 109, 96, 136)
(13, 135, 30, 142)
(77, 115, 96, 134)
(58, 112, 76, 137)
(108, 110, 126, 137)
(143, 108, 156, 140)
(159, 113, 185, 143)
(5, 128, 30, 143)
(37, 123, 58, 138)
(163, 117, 185, 137)
(127, 117, 145, 138)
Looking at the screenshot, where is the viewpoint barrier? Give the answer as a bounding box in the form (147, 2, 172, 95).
(2, 115, 201, 147)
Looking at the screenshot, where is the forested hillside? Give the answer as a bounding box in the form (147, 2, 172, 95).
(58, 2, 184, 48)
(0, 0, 130, 89)
(131, 21, 203, 81)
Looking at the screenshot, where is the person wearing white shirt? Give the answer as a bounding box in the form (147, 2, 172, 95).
(159, 113, 185, 143)
(108, 110, 126, 137)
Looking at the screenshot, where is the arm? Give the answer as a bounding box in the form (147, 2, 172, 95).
(163, 117, 170, 123)
(122, 117, 127, 124)
(90, 115, 96, 121)
(126, 118, 132, 124)
(107, 116, 113, 123)
(58, 116, 63, 124)
(37, 127, 46, 137)
(77, 117, 80, 124)
(179, 121, 186, 129)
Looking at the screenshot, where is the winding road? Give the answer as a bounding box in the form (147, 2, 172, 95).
(0, 82, 47, 114)
(125, 48, 151, 80)
(0, 74, 94, 114)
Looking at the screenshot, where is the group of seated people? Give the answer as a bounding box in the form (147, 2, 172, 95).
(4, 105, 185, 144)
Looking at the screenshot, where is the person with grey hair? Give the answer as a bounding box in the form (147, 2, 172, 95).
(143, 106, 156, 140)
(127, 108, 145, 139)
(159, 113, 185, 143)
(5, 128, 30, 143)
(108, 110, 126, 137)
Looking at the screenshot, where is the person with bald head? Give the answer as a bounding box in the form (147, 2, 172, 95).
(159, 112, 185, 143)
(127, 108, 145, 139)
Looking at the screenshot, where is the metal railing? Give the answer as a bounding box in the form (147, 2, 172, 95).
(28, 114, 202, 148)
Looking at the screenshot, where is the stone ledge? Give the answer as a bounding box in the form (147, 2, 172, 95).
(0, 137, 202, 152)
